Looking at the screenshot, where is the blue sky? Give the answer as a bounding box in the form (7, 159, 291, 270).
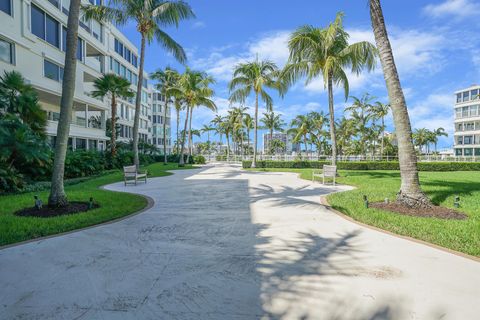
(119, 0, 480, 149)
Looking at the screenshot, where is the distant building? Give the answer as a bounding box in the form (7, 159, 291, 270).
(262, 132, 300, 154)
(454, 85, 480, 156)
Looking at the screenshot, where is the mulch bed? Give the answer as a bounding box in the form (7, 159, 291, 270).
(370, 202, 467, 220)
(14, 202, 99, 218)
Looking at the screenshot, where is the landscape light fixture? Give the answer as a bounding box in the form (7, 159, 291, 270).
(363, 195, 369, 208)
(34, 195, 43, 210)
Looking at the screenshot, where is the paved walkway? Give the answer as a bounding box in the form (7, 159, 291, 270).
(1, 164, 479, 320)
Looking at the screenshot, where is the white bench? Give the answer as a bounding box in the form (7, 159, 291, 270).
(123, 165, 147, 186)
(312, 165, 337, 185)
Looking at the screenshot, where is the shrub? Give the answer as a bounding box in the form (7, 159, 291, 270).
(64, 150, 105, 178)
(193, 155, 206, 164)
(0, 165, 24, 193)
(242, 160, 480, 171)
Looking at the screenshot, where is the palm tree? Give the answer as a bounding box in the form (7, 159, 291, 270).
(346, 94, 375, 157)
(288, 115, 313, 153)
(48, 0, 82, 207)
(308, 111, 329, 154)
(372, 101, 390, 157)
(220, 116, 233, 158)
(83, 0, 194, 169)
(413, 128, 429, 154)
(150, 67, 180, 164)
(211, 114, 224, 153)
(370, 0, 431, 207)
(243, 114, 253, 155)
(282, 12, 377, 166)
(433, 127, 448, 153)
(260, 111, 285, 155)
(174, 69, 216, 166)
(229, 58, 283, 167)
(201, 124, 215, 143)
(91, 74, 134, 158)
(173, 96, 185, 153)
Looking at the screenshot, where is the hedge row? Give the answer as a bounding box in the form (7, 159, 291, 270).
(242, 160, 480, 171)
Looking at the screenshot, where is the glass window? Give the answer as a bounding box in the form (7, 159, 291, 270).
(0, 0, 12, 15)
(48, 0, 59, 8)
(471, 105, 478, 117)
(88, 139, 98, 150)
(91, 19, 102, 41)
(463, 91, 470, 102)
(464, 136, 473, 144)
(31, 5, 45, 40)
(462, 107, 469, 117)
(457, 136, 463, 145)
(132, 73, 138, 85)
(0, 38, 14, 64)
(124, 48, 131, 61)
(127, 69, 132, 83)
(44, 59, 63, 81)
(120, 64, 126, 78)
(132, 54, 137, 67)
(113, 59, 120, 74)
(464, 148, 473, 156)
(475, 148, 480, 156)
(456, 93, 462, 103)
(62, 0, 70, 14)
(455, 148, 462, 156)
(46, 14, 60, 47)
(77, 38, 83, 61)
(471, 89, 479, 101)
(75, 138, 86, 150)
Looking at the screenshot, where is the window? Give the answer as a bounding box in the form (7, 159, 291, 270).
(463, 91, 470, 102)
(44, 59, 63, 82)
(462, 107, 469, 118)
(464, 136, 473, 144)
(470, 105, 478, 117)
(456, 93, 462, 103)
(464, 148, 473, 156)
(127, 69, 132, 83)
(91, 19, 102, 42)
(31, 5, 45, 40)
(62, 0, 70, 14)
(48, 0, 59, 8)
(76, 138, 87, 150)
(45, 14, 60, 47)
(113, 59, 120, 74)
(142, 78, 148, 88)
(62, 27, 83, 61)
(88, 139, 97, 150)
(124, 48, 131, 62)
(120, 64, 126, 78)
(0, 37, 14, 64)
(132, 55, 138, 67)
(0, 0, 12, 15)
(132, 73, 138, 85)
(471, 89, 479, 100)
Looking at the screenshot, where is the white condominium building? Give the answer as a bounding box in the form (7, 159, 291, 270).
(454, 85, 480, 157)
(262, 132, 301, 154)
(0, 0, 171, 154)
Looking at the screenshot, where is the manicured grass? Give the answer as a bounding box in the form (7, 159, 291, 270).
(247, 168, 480, 257)
(0, 162, 193, 247)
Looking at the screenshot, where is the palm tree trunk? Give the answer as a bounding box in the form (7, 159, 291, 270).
(132, 34, 146, 170)
(48, 0, 81, 207)
(176, 108, 180, 154)
(111, 94, 117, 157)
(226, 133, 230, 158)
(163, 95, 168, 164)
(251, 92, 259, 168)
(328, 74, 337, 166)
(247, 129, 250, 155)
(381, 116, 385, 157)
(186, 106, 193, 163)
(370, 0, 430, 207)
(179, 105, 189, 166)
(270, 128, 274, 155)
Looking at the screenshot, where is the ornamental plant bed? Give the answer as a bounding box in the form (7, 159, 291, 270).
(14, 202, 100, 218)
(370, 202, 467, 220)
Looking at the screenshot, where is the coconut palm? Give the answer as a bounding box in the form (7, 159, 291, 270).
(229, 58, 284, 167)
(150, 67, 180, 164)
(433, 127, 448, 153)
(48, 0, 82, 207)
(201, 124, 215, 143)
(370, 0, 430, 207)
(229, 106, 248, 155)
(83, 0, 194, 169)
(260, 111, 285, 155)
(372, 101, 390, 157)
(288, 115, 313, 153)
(174, 69, 216, 166)
(243, 114, 253, 155)
(346, 94, 375, 157)
(282, 12, 377, 166)
(211, 114, 224, 152)
(173, 96, 185, 153)
(91, 74, 134, 158)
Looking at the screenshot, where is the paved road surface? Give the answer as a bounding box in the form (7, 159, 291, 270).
(1, 164, 479, 319)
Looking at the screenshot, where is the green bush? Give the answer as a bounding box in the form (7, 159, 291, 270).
(0, 165, 24, 193)
(242, 160, 480, 171)
(162, 154, 194, 164)
(64, 150, 105, 178)
(193, 155, 206, 164)
(216, 155, 227, 161)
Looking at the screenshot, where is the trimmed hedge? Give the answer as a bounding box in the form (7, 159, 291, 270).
(242, 160, 480, 172)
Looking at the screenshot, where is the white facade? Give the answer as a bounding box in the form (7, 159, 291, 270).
(453, 85, 480, 156)
(0, 0, 171, 154)
(262, 132, 300, 154)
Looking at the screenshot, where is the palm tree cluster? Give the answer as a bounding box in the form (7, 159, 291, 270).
(413, 127, 448, 154)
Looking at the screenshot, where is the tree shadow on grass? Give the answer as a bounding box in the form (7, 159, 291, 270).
(422, 179, 480, 206)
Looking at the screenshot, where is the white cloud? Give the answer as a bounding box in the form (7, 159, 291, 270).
(247, 31, 290, 66)
(409, 93, 454, 134)
(191, 21, 206, 29)
(423, 0, 480, 19)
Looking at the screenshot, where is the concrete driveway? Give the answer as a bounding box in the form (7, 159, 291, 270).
(0, 164, 479, 320)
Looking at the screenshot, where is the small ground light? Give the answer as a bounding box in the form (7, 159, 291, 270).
(363, 195, 369, 208)
(34, 195, 42, 210)
(385, 198, 389, 204)
(88, 197, 94, 210)
(454, 196, 460, 208)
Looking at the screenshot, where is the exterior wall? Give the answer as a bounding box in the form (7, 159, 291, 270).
(453, 85, 480, 156)
(150, 90, 172, 155)
(0, 0, 162, 152)
(262, 132, 300, 154)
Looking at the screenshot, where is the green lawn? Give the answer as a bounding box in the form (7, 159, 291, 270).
(0, 162, 193, 247)
(248, 168, 480, 257)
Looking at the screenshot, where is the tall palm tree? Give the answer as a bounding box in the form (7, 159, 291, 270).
(211, 114, 224, 153)
(83, 0, 194, 169)
(288, 114, 313, 153)
(346, 94, 375, 157)
(220, 116, 233, 158)
(174, 69, 216, 166)
(201, 124, 214, 143)
(260, 111, 285, 155)
(229, 58, 283, 167)
(282, 12, 377, 166)
(433, 127, 448, 153)
(243, 114, 253, 155)
(370, 0, 431, 207)
(91, 74, 134, 158)
(173, 96, 185, 153)
(230, 106, 248, 155)
(372, 101, 390, 157)
(150, 67, 180, 164)
(48, 0, 82, 207)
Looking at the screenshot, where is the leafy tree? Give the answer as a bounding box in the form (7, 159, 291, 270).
(370, 0, 431, 207)
(260, 111, 285, 154)
(288, 115, 313, 153)
(91, 74, 134, 158)
(372, 101, 390, 157)
(433, 127, 448, 153)
(84, 0, 194, 169)
(282, 12, 377, 165)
